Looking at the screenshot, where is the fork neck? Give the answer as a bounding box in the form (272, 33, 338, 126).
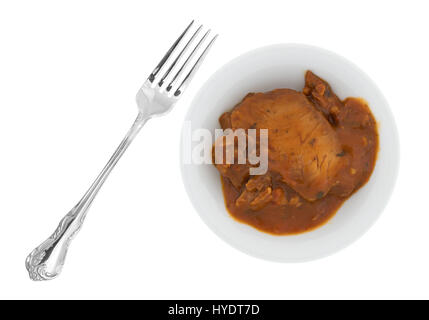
(77, 112, 149, 214)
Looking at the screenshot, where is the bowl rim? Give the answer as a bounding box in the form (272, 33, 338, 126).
(180, 43, 400, 262)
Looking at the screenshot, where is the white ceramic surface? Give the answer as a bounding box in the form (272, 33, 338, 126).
(180, 44, 399, 262)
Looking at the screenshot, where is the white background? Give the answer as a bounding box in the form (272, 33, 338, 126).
(0, 0, 427, 300)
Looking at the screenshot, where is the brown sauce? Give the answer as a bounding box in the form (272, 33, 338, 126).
(213, 71, 379, 235)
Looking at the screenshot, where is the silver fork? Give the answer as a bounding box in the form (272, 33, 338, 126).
(25, 21, 217, 281)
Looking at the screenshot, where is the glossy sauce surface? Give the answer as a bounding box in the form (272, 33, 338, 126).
(215, 71, 379, 235)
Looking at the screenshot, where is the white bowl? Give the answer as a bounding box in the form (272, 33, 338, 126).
(180, 44, 399, 262)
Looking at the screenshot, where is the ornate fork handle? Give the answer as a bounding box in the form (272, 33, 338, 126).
(25, 113, 148, 281)
(25, 21, 216, 281)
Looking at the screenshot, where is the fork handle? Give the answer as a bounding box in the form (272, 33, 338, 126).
(25, 113, 149, 281)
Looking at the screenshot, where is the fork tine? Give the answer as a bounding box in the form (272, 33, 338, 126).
(157, 25, 203, 87)
(148, 20, 194, 83)
(166, 30, 211, 92)
(173, 34, 218, 97)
